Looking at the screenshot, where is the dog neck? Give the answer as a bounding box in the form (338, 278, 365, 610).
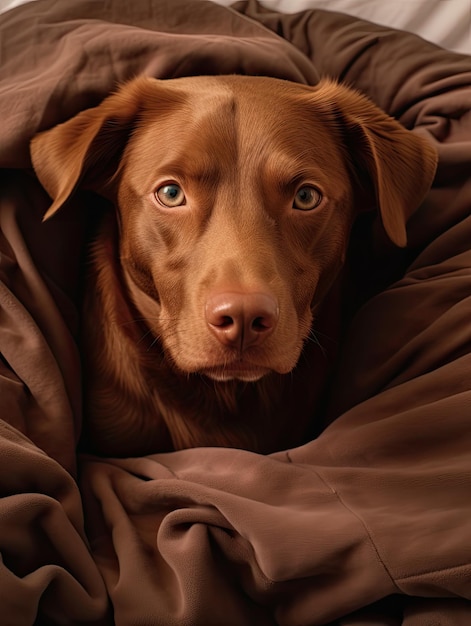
(80, 213, 336, 457)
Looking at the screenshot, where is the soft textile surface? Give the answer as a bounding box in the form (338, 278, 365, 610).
(2, 0, 471, 54)
(0, 0, 470, 624)
(217, 0, 471, 54)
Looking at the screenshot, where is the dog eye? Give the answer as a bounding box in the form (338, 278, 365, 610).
(293, 186, 322, 211)
(155, 184, 186, 207)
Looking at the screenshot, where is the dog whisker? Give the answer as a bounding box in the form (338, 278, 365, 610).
(115, 317, 161, 327)
(146, 336, 161, 352)
(310, 327, 337, 346)
(138, 329, 155, 345)
(305, 329, 327, 358)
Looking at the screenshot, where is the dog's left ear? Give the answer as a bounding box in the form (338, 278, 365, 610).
(310, 81, 438, 247)
(31, 76, 183, 220)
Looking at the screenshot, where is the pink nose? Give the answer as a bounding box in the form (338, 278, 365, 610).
(205, 292, 279, 351)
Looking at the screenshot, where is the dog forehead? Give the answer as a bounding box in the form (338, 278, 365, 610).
(126, 82, 239, 183)
(125, 75, 347, 187)
(142, 75, 239, 129)
(182, 76, 342, 157)
(139, 75, 333, 138)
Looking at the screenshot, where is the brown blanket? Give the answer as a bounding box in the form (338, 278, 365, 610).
(1, 0, 470, 624)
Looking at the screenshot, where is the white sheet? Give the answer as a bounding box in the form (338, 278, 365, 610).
(0, 0, 470, 54)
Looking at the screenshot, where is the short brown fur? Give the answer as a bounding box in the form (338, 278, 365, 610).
(31, 75, 437, 456)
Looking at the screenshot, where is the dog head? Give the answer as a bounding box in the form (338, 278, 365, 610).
(31, 75, 437, 382)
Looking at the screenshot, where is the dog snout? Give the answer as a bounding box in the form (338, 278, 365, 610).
(205, 292, 279, 351)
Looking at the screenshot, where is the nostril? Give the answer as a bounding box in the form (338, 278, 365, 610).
(252, 315, 273, 333)
(253, 317, 265, 331)
(219, 315, 235, 329)
(205, 292, 279, 350)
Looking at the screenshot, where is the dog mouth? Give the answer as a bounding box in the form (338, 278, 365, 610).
(201, 362, 272, 382)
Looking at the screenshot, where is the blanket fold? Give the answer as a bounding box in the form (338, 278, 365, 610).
(0, 0, 470, 624)
(80, 451, 396, 625)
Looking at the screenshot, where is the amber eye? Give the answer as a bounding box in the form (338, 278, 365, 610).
(293, 186, 322, 211)
(155, 183, 186, 207)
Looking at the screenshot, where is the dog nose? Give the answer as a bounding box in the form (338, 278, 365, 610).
(205, 292, 279, 351)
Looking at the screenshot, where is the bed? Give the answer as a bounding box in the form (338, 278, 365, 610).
(0, 0, 470, 624)
(2, 0, 471, 54)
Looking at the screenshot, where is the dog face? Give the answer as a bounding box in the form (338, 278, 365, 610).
(31, 76, 437, 384)
(115, 77, 360, 381)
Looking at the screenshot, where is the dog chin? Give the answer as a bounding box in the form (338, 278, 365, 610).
(201, 366, 271, 383)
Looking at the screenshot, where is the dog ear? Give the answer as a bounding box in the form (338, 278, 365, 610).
(311, 80, 438, 247)
(30, 76, 180, 220)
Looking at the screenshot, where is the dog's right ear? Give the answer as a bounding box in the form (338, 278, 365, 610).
(30, 77, 179, 220)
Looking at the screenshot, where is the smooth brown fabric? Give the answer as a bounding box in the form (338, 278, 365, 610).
(0, 0, 470, 624)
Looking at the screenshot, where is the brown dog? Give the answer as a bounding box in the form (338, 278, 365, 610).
(31, 75, 437, 456)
